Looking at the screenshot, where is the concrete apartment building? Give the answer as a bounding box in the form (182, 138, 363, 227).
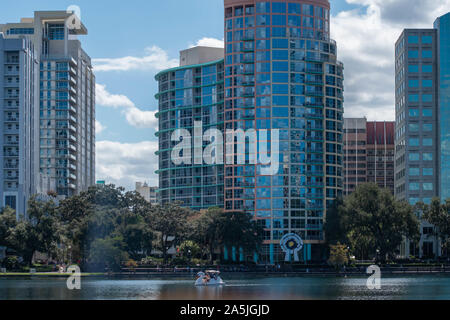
(135, 182, 158, 205)
(0, 35, 39, 216)
(344, 118, 395, 195)
(343, 118, 367, 195)
(395, 13, 450, 258)
(0, 11, 95, 214)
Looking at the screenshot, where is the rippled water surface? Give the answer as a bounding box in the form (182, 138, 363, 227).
(1, 275, 450, 300)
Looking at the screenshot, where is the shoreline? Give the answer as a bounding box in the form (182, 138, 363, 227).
(2, 270, 450, 278)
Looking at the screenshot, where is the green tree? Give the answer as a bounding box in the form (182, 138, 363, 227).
(193, 207, 226, 263)
(178, 240, 201, 262)
(149, 202, 192, 264)
(8, 197, 59, 265)
(422, 198, 450, 257)
(221, 211, 263, 261)
(325, 183, 420, 262)
(0, 207, 17, 248)
(57, 184, 153, 265)
(193, 208, 263, 264)
(88, 236, 128, 271)
(328, 243, 349, 269)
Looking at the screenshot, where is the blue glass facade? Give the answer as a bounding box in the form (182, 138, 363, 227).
(224, 0, 344, 263)
(156, 60, 225, 209)
(435, 13, 450, 201)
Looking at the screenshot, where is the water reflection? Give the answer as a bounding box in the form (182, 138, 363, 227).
(1, 275, 450, 300)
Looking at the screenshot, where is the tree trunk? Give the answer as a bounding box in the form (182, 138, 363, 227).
(162, 235, 168, 265)
(209, 243, 214, 265)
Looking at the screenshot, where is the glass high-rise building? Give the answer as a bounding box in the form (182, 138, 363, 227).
(156, 47, 225, 210)
(394, 12, 450, 258)
(156, 0, 344, 263)
(223, 0, 344, 263)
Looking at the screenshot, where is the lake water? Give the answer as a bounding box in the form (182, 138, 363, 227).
(1, 275, 450, 300)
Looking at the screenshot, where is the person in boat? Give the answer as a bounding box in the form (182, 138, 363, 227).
(203, 273, 211, 284)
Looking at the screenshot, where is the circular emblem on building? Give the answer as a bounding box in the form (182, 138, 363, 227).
(280, 233, 303, 262)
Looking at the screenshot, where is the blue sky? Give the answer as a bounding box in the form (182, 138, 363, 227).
(1, 0, 448, 189)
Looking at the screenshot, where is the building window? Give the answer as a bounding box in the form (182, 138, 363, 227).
(408, 35, 419, 43)
(409, 94, 419, 102)
(409, 183, 420, 191)
(423, 138, 433, 146)
(408, 80, 419, 88)
(408, 65, 419, 73)
(423, 94, 433, 102)
(409, 138, 420, 146)
(408, 50, 419, 58)
(422, 65, 433, 73)
(423, 109, 433, 117)
(48, 24, 65, 40)
(4, 195, 16, 210)
(409, 153, 420, 161)
(422, 50, 433, 58)
(409, 108, 419, 117)
(422, 36, 433, 44)
(423, 183, 433, 191)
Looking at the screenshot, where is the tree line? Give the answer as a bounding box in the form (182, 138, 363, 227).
(325, 183, 450, 263)
(0, 185, 263, 271)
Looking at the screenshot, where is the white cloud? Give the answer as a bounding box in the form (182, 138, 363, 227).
(332, 0, 450, 121)
(95, 120, 106, 134)
(93, 46, 178, 72)
(125, 107, 158, 129)
(96, 84, 158, 130)
(96, 84, 134, 108)
(96, 140, 159, 190)
(190, 37, 224, 48)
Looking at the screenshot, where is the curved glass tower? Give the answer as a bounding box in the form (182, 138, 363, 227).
(156, 47, 225, 209)
(223, 0, 344, 263)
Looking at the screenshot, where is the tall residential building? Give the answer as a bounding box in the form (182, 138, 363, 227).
(135, 182, 158, 205)
(0, 35, 39, 216)
(223, 0, 344, 264)
(344, 118, 395, 195)
(155, 46, 225, 210)
(394, 12, 450, 258)
(156, 0, 344, 264)
(0, 11, 95, 212)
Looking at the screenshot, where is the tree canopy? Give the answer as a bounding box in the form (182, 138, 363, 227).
(325, 183, 420, 262)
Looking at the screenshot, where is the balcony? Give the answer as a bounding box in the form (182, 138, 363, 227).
(4, 163, 18, 169)
(4, 140, 19, 146)
(4, 82, 18, 88)
(4, 152, 18, 157)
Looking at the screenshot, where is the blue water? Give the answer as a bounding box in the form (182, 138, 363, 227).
(1, 275, 450, 300)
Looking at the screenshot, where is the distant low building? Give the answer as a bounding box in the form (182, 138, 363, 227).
(135, 182, 158, 205)
(344, 118, 395, 195)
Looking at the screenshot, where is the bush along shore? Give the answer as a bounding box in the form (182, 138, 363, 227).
(2, 183, 450, 273)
